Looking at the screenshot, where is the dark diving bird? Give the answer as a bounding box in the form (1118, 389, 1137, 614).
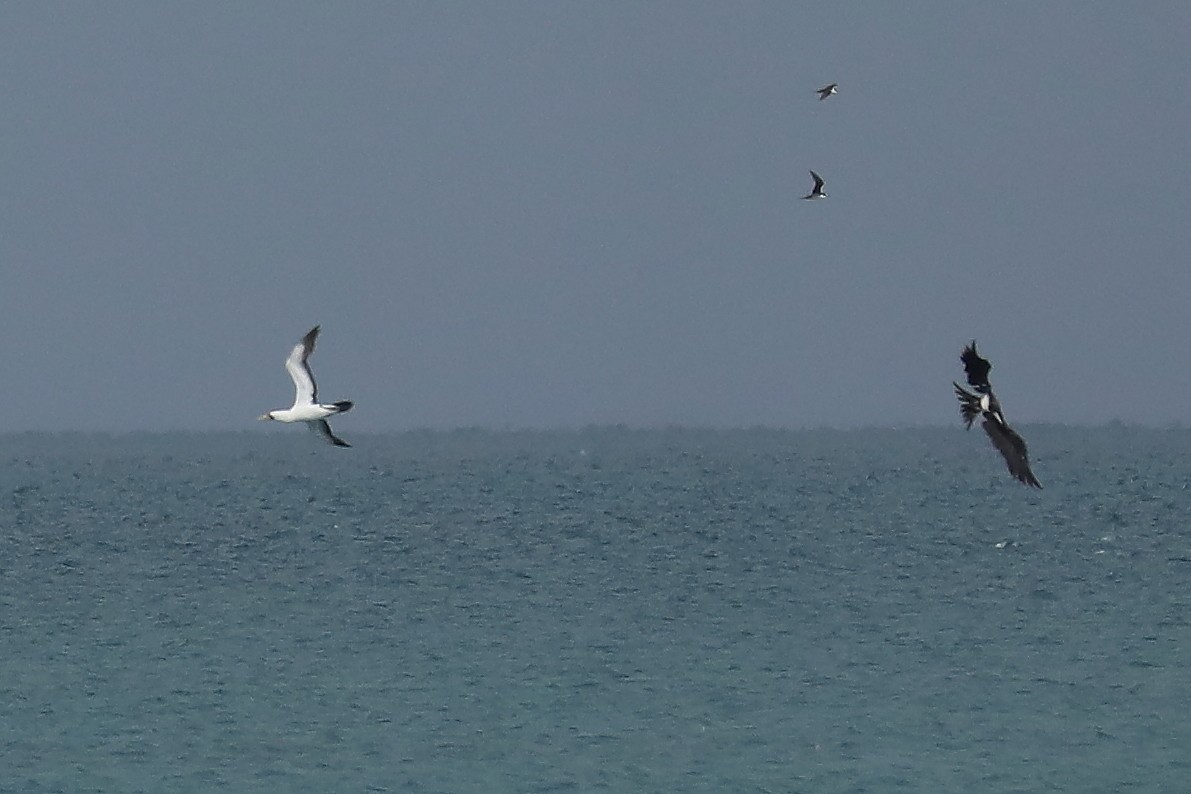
(952, 341, 1041, 488)
(802, 170, 827, 200)
(815, 83, 838, 101)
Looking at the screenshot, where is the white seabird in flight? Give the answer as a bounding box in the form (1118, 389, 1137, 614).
(802, 170, 827, 200)
(259, 325, 354, 447)
(952, 340, 1040, 488)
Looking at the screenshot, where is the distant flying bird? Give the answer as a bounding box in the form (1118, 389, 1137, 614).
(815, 83, 838, 101)
(802, 170, 827, 200)
(952, 341, 1041, 488)
(259, 326, 354, 447)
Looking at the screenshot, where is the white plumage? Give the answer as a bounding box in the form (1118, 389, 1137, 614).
(259, 326, 354, 447)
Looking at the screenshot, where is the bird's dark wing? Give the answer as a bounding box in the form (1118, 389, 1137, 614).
(960, 340, 992, 392)
(981, 417, 1041, 488)
(953, 382, 982, 429)
(310, 419, 351, 448)
(810, 170, 825, 190)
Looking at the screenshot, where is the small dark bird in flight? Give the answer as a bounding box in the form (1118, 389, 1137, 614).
(802, 170, 827, 200)
(952, 341, 1041, 488)
(815, 83, 838, 101)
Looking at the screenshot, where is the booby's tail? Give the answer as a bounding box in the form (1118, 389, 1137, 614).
(331, 400, 354, 414)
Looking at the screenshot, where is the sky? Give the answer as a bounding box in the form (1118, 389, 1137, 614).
(2, 3, 1190, 432)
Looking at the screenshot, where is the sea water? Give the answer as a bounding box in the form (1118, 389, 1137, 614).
(2, 427, 1189, 793)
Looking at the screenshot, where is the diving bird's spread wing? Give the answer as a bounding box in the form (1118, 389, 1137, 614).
(960, 341, 992, 392)
(311, 419, 350, 448)
(982, 417, 1041, 488)
(285, 326, 320, 406)
(953, 382, 983, 429)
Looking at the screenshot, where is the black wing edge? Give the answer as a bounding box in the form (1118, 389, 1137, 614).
(312, 420, 351, 448)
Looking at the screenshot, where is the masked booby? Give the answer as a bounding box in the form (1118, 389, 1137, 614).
(259, 325, 354, 447)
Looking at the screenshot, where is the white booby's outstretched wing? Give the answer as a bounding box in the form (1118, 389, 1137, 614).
(285, 326, 320, 407)
(981, 417, 1041, 488)
(310, 419, 350, 448)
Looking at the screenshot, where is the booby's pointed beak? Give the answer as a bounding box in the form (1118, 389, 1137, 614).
(258, 413, 273, 421)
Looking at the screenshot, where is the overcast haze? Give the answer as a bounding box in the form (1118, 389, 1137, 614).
(3, 3, 1190, 432)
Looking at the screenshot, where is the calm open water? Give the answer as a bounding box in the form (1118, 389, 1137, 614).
(2, 427, 1189, 792)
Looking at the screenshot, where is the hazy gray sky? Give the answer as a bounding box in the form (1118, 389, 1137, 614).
(3, 3, 1190, 431)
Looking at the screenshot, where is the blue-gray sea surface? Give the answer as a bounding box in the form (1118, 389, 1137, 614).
(2, 427, 1189, 793)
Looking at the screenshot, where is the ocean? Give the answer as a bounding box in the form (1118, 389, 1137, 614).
(2, 427, 1189, 792)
